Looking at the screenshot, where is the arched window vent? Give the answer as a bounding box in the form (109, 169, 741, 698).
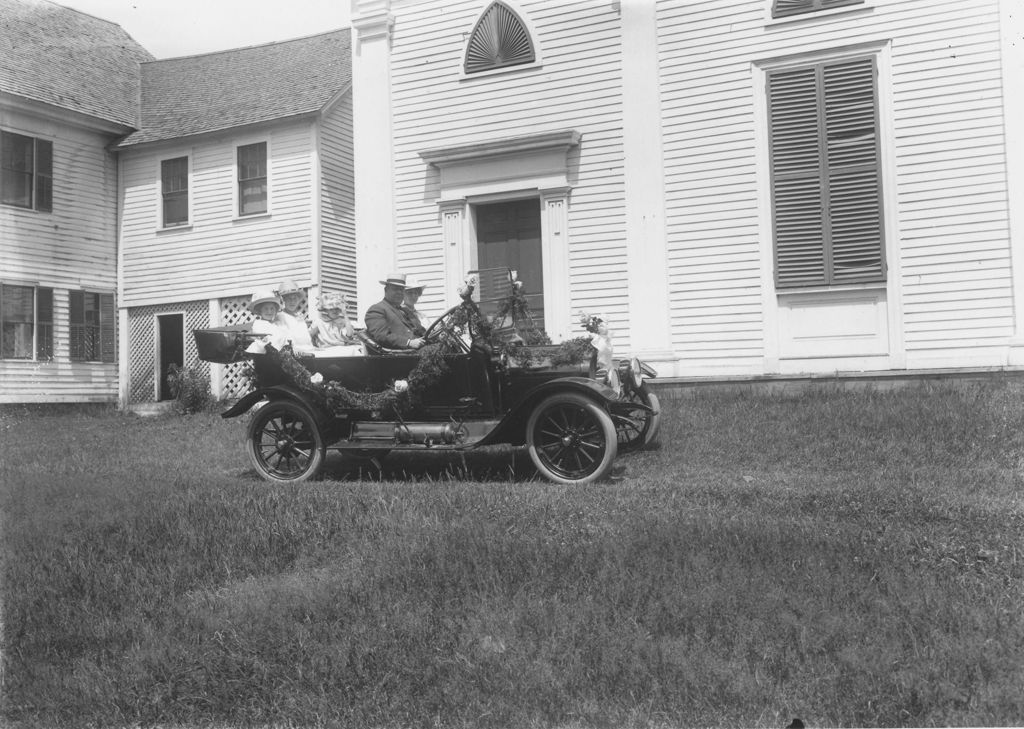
(464, 1, 537, 74)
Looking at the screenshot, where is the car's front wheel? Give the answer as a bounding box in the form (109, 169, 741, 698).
(617, 386, 661, 451)
(246, 400, 325, 483)
(526, 393, 618, 485)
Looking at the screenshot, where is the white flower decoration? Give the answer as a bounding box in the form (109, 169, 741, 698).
(310, 372, 324, 384)
(394, 379, 409, 393)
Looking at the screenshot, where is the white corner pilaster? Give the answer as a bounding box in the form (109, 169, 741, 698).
(1001, 0, 1024, 365)
(540, 187, 571, 342)
(620, 0, 673, 361)
(351, 0, 396, 318)
(440, 200, 470, 305)
(208, 298, 224, 399)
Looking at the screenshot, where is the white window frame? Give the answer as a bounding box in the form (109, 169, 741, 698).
(233, 137, 272, 220)
(157, 152, 192, 231)
(752, 40, 904, 368)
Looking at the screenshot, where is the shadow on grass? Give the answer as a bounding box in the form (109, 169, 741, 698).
(233, 444, 650, 484)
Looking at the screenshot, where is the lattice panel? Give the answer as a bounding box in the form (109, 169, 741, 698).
(127, 301, 211, 404)
(220, 296, 253, 399)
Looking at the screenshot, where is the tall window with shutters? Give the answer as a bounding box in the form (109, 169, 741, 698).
(464, 1, 536, 74)
(70, 290, 116, 363)
(772, 0, 863, 18)
(767, 56, 886, 289)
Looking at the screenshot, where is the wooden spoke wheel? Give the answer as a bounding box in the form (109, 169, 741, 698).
(526, 393, 618, 485)
(247, 400, 325, 483)
(616, 386, 661, 451)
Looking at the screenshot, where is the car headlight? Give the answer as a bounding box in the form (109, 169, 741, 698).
(629, 356, 644, 389)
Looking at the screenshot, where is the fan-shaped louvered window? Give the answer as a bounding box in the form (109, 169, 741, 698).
(464, 2, 536, 74)
(773, 0, 863, 18)
(768, 57, 885, 288)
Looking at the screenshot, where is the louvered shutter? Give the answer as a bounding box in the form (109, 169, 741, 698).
(36, 287, 53, 360)
(100, 293, 116, 363)
(69, 290, 82, 360)
(773, 0, 863, 18)
(464, 1, 535, 74)
(824, 59, 885, 282)
(769, 67, 827, 286)
(768, 57, 884, 288)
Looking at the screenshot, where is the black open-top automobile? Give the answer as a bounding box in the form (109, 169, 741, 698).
(194, 278, 660, 485)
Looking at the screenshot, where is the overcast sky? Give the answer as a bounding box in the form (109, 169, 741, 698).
(61, 0, 353, 59)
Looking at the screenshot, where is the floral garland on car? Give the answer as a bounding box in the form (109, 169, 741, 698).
(262, 340, 457, 415)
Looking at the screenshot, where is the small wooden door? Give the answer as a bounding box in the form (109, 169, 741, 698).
(157, 313, 184, 401)
(476, 199, 544, 330)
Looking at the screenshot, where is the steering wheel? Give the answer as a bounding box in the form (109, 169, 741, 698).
(423, 304, 473, 353)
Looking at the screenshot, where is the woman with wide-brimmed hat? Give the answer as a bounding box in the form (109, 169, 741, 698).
(309, 291, 357, 348)
(272, 279, 313, 351)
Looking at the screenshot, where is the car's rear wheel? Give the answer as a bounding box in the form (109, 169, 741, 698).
(616, 386, 661, 451)
(247, 400, 325, 483)
(526, 393, 618, 485)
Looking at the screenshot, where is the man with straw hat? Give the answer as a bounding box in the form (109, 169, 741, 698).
(364, 273, 425, 350)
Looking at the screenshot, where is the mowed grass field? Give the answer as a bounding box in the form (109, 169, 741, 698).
(2, 379, 1024, 728)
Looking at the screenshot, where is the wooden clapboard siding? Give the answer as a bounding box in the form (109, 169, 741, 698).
(388, 0, 630, 339)
(1, 109, 119, 402)
(658, 0, 1012, 369)
(119, 121, 319, 307)
(320, 95, 357, 304)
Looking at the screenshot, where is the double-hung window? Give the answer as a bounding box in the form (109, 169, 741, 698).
(161, 156, 189, 227)
(1, 131, 53, 211)
(772, 0, 863, 18)
(70, 290, 115, 363)
(0, 284, 52, 360)
(767, 56, 886, 288)
(237, 142, 267, 216)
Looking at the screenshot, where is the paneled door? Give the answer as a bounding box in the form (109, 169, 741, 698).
(475, 199, 544, 330)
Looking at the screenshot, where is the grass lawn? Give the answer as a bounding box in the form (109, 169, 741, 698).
(2, 380, 1023, 728)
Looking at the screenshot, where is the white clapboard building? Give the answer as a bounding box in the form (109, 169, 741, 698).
(113, 30, 354, 405)
(349, 0, 1024, 380)
(0, 0, 152, 403)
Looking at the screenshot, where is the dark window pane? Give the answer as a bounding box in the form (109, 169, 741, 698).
(162, 157, 189, 225)
(1, 284, 34, 359)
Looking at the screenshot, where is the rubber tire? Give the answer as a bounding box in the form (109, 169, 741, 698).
(246, 400, 325, 483)
(526, 392, 618, 485)
(617, 387, 661, 451)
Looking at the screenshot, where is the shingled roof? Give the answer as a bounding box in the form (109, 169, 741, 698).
(115, 29, 352, 148)
(0, 0, 152, 127)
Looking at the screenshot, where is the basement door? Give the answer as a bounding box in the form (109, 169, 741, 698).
(475, 199, 545, 330)
(157, 313, 184, 401)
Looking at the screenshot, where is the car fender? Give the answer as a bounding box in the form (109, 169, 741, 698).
(476, 376, 625, 447)
(220, 385, 328, 422)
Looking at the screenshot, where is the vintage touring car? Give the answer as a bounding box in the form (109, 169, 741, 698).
(194, 280, 660, 486)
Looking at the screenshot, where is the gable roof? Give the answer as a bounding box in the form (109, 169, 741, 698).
(0, 0, 153, 127)
(115, 29, 352, 148)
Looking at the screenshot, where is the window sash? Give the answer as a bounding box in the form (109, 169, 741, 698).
(768, 56, 886, 288)
(772, 0, 863, 18)
(1, 132, 52, 211)
(161, 157, 189, 226)
(237, 142, 267, 216)
(0, 284, 52, 360)
(70, 290, 115, 363)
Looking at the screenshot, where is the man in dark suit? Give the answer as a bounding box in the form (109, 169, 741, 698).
(364, 273, 426, 350)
